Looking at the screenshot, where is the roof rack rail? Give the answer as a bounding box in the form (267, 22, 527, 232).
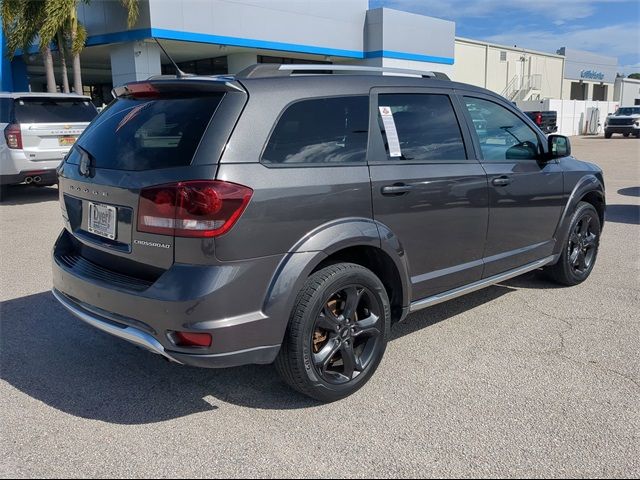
(236, 63, 450, 80)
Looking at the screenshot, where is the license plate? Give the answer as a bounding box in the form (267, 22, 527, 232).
(88, 202, 117, 240)
(59, 136, 77, 146)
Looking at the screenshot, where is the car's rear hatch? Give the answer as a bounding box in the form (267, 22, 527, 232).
(56, 78, 248, 281)
(14, 96, 97, 161)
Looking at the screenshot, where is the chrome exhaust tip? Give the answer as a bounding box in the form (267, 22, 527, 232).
(33, 176, 42, 183)
(24, 176, 33, 184)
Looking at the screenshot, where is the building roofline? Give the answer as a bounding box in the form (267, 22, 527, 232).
(455, 36, 565, 59)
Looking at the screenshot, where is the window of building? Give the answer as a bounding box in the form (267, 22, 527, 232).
(161, 56, 228, 76)
(464, 97, 541, 161)
(377, 94, 467, 162)
(262, 96, 369, 165)
(570, 81, 587, 100)
(500, 51, 507, 62)
(258, 55, 331, 65)
(592, 84, 607, 101)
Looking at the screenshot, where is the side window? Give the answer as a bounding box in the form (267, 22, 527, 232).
(377, 93, 467, 161)
(261, 96, 368, 165)
(464, 97, 541, 161)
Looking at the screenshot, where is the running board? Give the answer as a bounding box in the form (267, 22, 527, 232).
(409, 255, 557, 313)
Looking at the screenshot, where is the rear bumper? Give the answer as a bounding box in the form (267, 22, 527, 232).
(0, 169, 58, 186)
(52, 289, 280, 367)
(52, 229, 286, 368)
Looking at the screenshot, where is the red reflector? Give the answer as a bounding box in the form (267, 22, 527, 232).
(138, 180, 252, 238)
(173, 332, 212, 348)
(535, 113, 543, 125)
(4, 124, 22, 149)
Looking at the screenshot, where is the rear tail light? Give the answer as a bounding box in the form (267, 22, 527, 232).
(535, 113, 543, 126)
(171, 331, 212, 348)
(4, 124, 22, 149)
(138, 180, 252, 238)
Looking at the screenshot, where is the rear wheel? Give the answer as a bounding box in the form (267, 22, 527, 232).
(275, 263, 390, 402)
(604, 131, 612, 139)
(623, 133, 630, 137)
(546, 202, 601, 286)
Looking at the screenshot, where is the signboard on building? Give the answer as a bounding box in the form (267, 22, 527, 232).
(559, 47, 618, 84)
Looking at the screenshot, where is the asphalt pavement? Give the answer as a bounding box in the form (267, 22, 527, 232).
(0, 136, 638, 478)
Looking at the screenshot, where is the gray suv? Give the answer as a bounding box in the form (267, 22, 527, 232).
(52, 64, 605, 402)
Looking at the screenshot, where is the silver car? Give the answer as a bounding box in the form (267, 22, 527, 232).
(0, 93, 97, 193)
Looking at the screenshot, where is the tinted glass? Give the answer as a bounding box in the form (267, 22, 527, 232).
(262, 96, 368, 165)
(616, 107, 640, 116)
(67, 94, 223, 171)
(464, 97, 541, 161)
(14, 98, 97, 123)
(0, 99, 12, 123)
(377, 94, 466, 161)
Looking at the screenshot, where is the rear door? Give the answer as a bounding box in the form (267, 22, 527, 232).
(368, 88, 489, 301)
(460, 94, 565, 277)
(14, 97, 97, 161)
(58, 82, 244, 272)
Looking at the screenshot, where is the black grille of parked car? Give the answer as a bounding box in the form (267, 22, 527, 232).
(608, 118, 635, 126)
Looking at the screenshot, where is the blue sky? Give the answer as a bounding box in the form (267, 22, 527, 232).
(370, 0, 640, 74)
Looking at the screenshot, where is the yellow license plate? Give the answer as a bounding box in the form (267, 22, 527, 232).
(58, 136, 77, 146)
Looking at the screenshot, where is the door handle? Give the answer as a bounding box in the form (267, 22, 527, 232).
(381, 184, 414, 196)
(492, 176, 512, 187)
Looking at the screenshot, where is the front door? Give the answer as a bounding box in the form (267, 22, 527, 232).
(460, 95, 565, 277)
(368, 88, 489, 301)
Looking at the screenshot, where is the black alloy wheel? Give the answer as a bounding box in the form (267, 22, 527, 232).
(276, 263, 390, 402)
(310, 285, 384, 385)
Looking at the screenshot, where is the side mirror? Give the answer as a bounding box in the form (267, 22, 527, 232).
(548, 134, 571, 158)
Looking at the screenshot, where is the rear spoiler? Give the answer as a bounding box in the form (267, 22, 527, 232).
(112, 77, 245, 99)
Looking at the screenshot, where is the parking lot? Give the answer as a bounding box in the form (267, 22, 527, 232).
(0, 136, 638, 478)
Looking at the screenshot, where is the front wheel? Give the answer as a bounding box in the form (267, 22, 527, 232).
(604, 131, 612, 139)
(623, 133, 630, 138)
(546, 202, 601, 286)
(275, 263, 390, 402)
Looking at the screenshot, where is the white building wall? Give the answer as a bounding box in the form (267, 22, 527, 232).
(614, 77, 640, 105)
(453, 38, 564, 100)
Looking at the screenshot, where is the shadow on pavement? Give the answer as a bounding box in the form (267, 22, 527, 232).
(605, 204, 640, 225)
(0, 185, 59, 205)
(1, 283, 517, 423)
(617, 187, 640, 198)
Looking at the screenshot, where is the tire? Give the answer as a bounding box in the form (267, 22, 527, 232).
(635, 131, 640, 139)
(623, 133, 630, 138)
(546, 201, 601, 286)
(275, 263, 391, 402)
(604, 131, 612, 139)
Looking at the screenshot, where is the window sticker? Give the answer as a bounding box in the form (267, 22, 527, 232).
(379, 106, 402, 157)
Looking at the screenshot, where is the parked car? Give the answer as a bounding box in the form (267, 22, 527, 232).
(523, 110, 558, 134)
(52, 65, 605, 402)
(0, 93, 97, 195)
(604, 106, 640, 138)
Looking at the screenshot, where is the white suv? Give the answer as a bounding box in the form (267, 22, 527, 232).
(604, 106, 640, 138)
(0, 93, 97, 192)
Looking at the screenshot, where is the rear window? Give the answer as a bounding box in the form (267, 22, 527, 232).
(68, 94, 223, 171)
(0, 99, 12, 123)
(14, 98, 97, 123)
(262, 96, 369, 165)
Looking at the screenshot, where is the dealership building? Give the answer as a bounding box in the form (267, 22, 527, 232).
(1, 0, 634, 107)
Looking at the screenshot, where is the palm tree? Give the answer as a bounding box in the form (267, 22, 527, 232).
(2, 0, 139, 94)
(1, 0, 58, 93)
(40, 0, 139, 95)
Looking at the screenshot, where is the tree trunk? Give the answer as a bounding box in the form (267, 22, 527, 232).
(71, 17, 83, 94)
(42, 46, 57, 93)
(72, 52, 82, 95)
(57, 33, 70, 94)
